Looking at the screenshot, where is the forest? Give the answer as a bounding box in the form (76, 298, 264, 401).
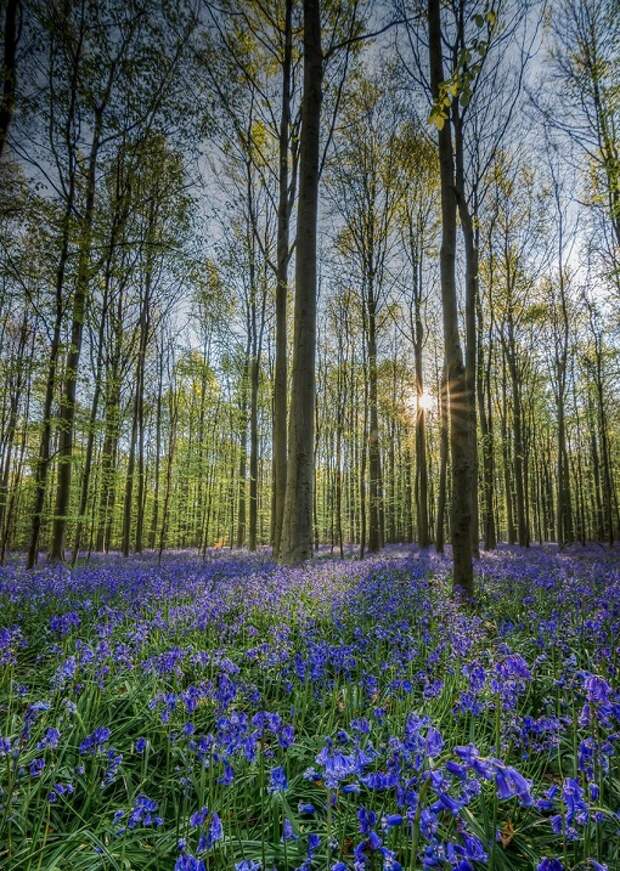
(0, 0, 618, 869)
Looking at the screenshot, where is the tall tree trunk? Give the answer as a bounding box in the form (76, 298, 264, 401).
(149, 349, 164, 548)
(359, 354, 369, 559)
(414, 331, 429, 547)
(367, 291, 383, 553)
(135, 364, 146, 553)
(280, 0, 322, 564)
(70, 332, 104, 565)
(236, 347, 249, 549)
(27, 220, 72, 568)
(428, 0, 474, 596)
(454, 120, 480, 558)
(435, 366, 448, 553)
(122, 292, 149, 557)
(408, 230, 430, 548)
(477, 293, 496, 549)
(50, 118, 102, 562)
(96, 370, 121, 553)
(0, 311, 27, 543)
(158, 380, 178, 563)
(249, 355, 259, 551)
(272, 0, 293, 559)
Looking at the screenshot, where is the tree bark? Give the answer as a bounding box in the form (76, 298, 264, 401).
(272, 0, 293, 559)
(280, 0, 322, 564)
(435, 366, 448, 553)
(428, 0, 474, 596)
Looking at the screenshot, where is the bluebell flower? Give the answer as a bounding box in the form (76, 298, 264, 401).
(358, 807, 377, 834)
(462, 833, 487, 862)
(175, 855, 206, 871)
(46, 781, 74, 804)
(79, 725, 111, 755)
(101, 748, 123, 786)
(126, 794, 162, 830)
(206, 812, 223, 848)
(190, 807, 209, 828)
(536, 860, 563, 871)
(584, 674, 611, 704)
(493, 762, 533, 806)
(307, 832, 320, 854)
(37, 727, 60, 750)
(279, 724, 295, 749)
(268, 765, 287, 793)
(282, 818, 298, 842)
(29, 757, 45, 777)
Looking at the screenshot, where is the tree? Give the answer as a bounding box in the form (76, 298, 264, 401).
(427, 0, 473, 597)
(280, 0, 322, 564)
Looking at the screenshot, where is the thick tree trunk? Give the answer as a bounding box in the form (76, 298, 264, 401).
(280, 0, 322, 564)
(428, 0, 474, 596)
(461, 213, 480, 556)
(272, 0, 293, 559)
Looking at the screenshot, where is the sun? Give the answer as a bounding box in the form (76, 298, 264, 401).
(418, 391, 436, 412)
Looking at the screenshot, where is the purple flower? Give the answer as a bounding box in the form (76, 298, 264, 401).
(190, 807, 209, 828)
(536, 860, 564, 871)
(584, 674, 611, 704)
(382, 814, 403, 828)
(206, 812, 223, 848)
(37, 727, 60, 750)
(494, 762, 533, 806)
(175, 856, 206, 871)
(282, 818, 298, 842)
(126, 794, 162, 830)
(79, 726, 111, 755)
(268, 765, 287, 793)
(29, 757, 45, 777)
(279, 724, 295, 749)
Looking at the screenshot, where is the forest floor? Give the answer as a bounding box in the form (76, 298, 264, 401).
(0, 544, 618, 871)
